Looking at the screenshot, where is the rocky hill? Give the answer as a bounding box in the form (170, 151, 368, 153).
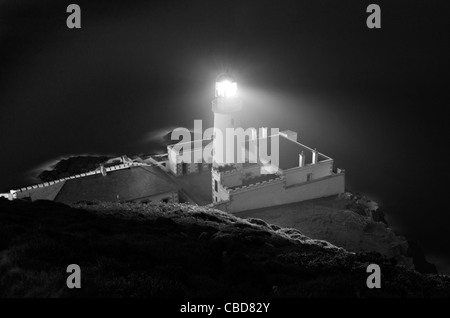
(0, 198, 449, 297)
(237, 193, 438, 274)
(38, 156, 112, 182)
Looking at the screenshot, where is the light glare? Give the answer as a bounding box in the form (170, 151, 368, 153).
(216, 80, 237, 98)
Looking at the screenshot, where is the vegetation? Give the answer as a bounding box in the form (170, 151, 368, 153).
(38, 156, 111, 182)
(0, 198, 449, 298)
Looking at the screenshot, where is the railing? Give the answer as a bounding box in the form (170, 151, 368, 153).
(226, 175, 285, 193)
(10, 161, 150, 195)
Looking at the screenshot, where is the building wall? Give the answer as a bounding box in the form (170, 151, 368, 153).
(219, 173, 345, 213)
(211, 170, 231, 203)
(11, 163, 146, 202)
(284, 160, 333, 186)
(242, 164, 261, 178)
(221, 170, 241, 188)
(216, 163, 261, 189)
(15, 181, 67, 201)
(167, 147, 179, 175)
(167, 146, 212, 176)
(0, 193, 11, 200)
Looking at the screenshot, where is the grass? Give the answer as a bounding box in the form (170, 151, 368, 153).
(0, 198, 449, 298)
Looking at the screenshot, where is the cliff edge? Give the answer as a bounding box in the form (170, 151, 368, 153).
(0, 198, 448, 297)
(236, 192, 435, 274)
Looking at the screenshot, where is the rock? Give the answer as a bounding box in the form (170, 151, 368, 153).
(371, 208, 388, 227)
(246, 218, 271, 229)
(270, 224, 281, 231)
(407, 241, 438, 274)
(38, 156, 111, 182)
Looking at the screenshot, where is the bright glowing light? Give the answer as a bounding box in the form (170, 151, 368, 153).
(216, 80, 237, 98)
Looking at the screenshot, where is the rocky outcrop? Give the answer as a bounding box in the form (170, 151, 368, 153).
(38, 156, 111, 182)
(407, 241, 438, 274)
(371, 209, 388, 226)
(1, 198, 449, 297)
(236, 192, 429, 272)
(341, 193, 436, 273)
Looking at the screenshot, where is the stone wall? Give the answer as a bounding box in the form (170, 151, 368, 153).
(222, 172, 345, 213)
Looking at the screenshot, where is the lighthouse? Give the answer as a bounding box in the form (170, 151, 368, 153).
(212, 74, 242, 167)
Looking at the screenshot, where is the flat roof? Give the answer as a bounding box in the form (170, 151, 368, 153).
(168, 133, 331, 170)
(246, 134, 331, 170)
(271, 135, 330, 170)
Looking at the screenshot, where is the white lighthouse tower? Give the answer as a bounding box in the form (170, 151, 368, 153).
(212, 74, 242, 167)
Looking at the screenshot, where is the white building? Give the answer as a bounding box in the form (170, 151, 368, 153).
(167, 138, 213, 176)
(211, 132, 345, 212)
(9, 163, 178, 204)
(167, 75, 345, 213)
(9, 75, 344, 213)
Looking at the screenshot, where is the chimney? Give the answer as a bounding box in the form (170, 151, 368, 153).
(312, 149, 318, 164)
(299, 151, 305, 167)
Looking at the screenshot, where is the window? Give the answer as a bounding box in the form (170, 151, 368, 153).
(306, 173, 313, 182)
(215, 197, 218, 202)
(162, 198, 169, 203)
(214, 180, 218, 192)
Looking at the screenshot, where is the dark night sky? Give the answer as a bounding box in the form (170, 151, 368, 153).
(1, 0, 449, 272)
